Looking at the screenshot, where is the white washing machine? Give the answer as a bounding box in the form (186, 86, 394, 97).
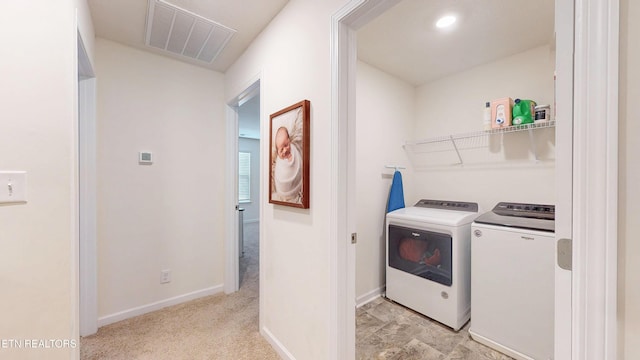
(470, 202, 555, 360)
(386, 199, 479, 331)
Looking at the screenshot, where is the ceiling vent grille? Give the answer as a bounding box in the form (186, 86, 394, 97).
(145, 0, 236, 63)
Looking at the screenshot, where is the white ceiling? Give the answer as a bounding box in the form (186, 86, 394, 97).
(357, 0, 555, 86)
(85, 1, 556, 146)
(88, 0, 289, 72)
(88, 0, 554, 92)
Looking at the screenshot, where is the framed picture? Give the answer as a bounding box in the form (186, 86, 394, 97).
(269, 100, 310, 208)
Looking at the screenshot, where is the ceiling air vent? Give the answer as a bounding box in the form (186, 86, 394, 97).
(145, 0, 236, 63)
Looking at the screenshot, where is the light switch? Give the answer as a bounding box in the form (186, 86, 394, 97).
(0, 171, 27, 204)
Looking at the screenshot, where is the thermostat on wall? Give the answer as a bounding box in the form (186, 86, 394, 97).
(139, 151, 153, 164)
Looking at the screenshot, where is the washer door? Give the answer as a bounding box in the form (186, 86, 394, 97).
(388, 224, 452, 286)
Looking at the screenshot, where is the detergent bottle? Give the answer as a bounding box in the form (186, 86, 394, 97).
(512, 99, 537, 125)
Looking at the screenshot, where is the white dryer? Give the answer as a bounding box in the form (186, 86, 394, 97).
(470, 202, 555, 360)
(386, 199, 479, 330)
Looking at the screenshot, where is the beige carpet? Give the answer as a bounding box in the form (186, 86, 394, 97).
(81, 222, 280, 360)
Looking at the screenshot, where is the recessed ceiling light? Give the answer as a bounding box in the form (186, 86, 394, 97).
(436, 15, 457, 29)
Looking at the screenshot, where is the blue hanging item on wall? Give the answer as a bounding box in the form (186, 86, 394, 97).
(387, 170, 405, 213)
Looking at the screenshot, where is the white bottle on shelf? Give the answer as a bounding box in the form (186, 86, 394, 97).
(483, 102, 491, 131)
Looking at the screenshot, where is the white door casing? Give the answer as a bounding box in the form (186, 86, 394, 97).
(224, 102, 240, 294)
(330, 0, 401, 358)
(554, 0, 574, 358)
(571, 0, 619, 358)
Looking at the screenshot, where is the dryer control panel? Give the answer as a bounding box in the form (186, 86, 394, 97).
(415, 199, 478, 212)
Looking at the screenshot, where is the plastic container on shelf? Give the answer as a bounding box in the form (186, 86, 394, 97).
(483, 102, 492, 131)
(491, 97, 513, 129)
(534, 104, 551, 123)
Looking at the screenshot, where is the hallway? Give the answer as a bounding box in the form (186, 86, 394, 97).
(80, 222, 278, 359)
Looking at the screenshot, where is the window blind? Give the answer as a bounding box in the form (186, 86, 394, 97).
(238, 152, 251, 202)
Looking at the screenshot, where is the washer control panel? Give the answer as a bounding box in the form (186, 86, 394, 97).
(492, 202, 555, 220)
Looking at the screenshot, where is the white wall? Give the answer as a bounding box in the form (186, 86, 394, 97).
(239, 137, 260, 222)
(355, 61, 415, 302)
(619, 0, 640, 358)
(95, 39, 226, 321)
(0, 1, 93, 359)
(415, 45, 555, 136)
(410, 45, 556, 211)
(224, 0, 349, 358)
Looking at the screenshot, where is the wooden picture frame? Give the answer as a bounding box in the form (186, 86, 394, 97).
(268, 100, 310, 208)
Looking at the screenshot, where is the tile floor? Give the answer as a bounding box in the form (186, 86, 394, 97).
(356, 296, 514, 360)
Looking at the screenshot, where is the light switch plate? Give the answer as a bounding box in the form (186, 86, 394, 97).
(0, 171, 27, 204)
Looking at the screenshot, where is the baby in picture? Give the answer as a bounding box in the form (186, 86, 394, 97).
(273, 126, 302, 201)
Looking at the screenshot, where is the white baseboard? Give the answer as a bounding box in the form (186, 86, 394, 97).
(97, 284, 224, 328)
(469, 329, 532, 360)
(356, 286, 385, 308)
(261, 326, 296, 360)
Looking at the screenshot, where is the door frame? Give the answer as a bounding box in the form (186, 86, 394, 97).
(224, 78, 261, 295)
(330, 0, 619, 359)
(77, 31, 98, 337)
(330, 1, 402, 357)
(554, 0, 574, 358)
(571, 0, 619, 358)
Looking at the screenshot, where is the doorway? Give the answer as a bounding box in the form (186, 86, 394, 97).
(237, 93, 261, 289)
(225, 79, 261, 294)
(331, 0, 618, 359)
(78, 31, 97, 337)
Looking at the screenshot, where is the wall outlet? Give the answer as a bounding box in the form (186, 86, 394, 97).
(160, 269, 171, 284)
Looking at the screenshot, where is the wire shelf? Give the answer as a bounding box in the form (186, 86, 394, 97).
(403, 120, 556, 165)
(405, 120, 556, 147)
